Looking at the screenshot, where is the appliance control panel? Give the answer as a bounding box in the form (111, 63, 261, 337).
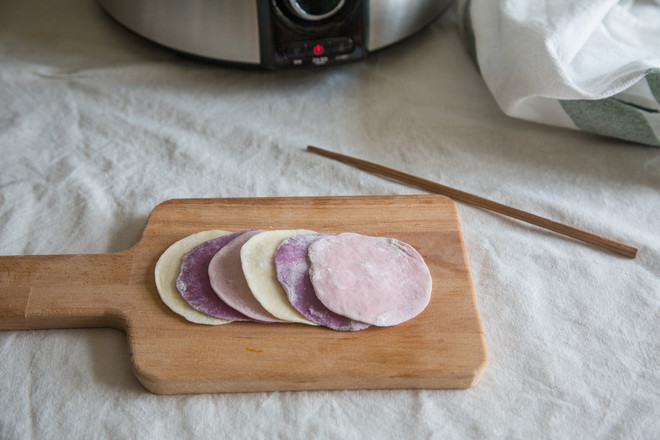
(283, 37, 355, 63)
(265, 0, 365, 68)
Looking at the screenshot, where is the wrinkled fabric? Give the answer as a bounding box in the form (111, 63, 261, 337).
(458, 0, 660, 145)
(1, 1, 659, 439)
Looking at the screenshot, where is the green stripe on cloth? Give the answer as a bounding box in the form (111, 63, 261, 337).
(460, 0, 478, 64)
(560, 97, 660, 146)
(646, 68, 660, 104)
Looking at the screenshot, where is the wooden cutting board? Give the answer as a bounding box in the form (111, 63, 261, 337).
(0, 195, 488, 394)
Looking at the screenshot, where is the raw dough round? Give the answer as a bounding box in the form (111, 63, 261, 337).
(275, 233, 369, 331)
(176, 230, 255, 321)
(208, 230, 283, 323)
(241, 230, 318, 325)
(155, 230, 232, 325)
(308, 233, 432, 327)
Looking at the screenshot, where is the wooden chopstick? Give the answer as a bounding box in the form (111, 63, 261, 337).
(307, 145, 638, 258)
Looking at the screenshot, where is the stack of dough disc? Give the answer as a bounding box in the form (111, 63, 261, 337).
(155, 229, 433, 331)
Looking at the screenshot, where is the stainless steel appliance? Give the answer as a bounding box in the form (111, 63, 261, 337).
(98, 0, 453, 68)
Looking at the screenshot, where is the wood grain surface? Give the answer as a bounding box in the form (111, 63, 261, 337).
(0, 195, 488, 394)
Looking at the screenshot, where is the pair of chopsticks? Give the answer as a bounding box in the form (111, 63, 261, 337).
(307, 145, 638, 258)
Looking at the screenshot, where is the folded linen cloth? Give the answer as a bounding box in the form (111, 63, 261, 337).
(457, 0, 660, 146)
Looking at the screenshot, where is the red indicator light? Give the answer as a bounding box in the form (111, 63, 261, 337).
(313, 44, 325, 56)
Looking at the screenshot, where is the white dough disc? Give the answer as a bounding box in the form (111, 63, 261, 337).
(155, 230, 232, 325)
(241, 230, 318, 325)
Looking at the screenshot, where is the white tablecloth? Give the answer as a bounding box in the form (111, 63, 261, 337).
(1, 1, 659, 438)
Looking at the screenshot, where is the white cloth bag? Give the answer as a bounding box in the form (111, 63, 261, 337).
(458, 0, 660, 146)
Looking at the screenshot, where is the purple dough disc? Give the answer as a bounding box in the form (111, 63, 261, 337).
(176, 230, 255, 322)
(275, 233, 369, 332)
(308, 233, 432, 327)
(208, 230, 283, 323)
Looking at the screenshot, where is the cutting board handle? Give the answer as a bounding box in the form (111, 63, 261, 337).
(0, 251, 135, 331)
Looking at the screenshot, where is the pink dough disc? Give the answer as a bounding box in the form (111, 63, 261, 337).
(176, 230, 255, 322)
(275, 233, 369, 332)
(308, 233, 432, 327)
(208, 230, 283, 323)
